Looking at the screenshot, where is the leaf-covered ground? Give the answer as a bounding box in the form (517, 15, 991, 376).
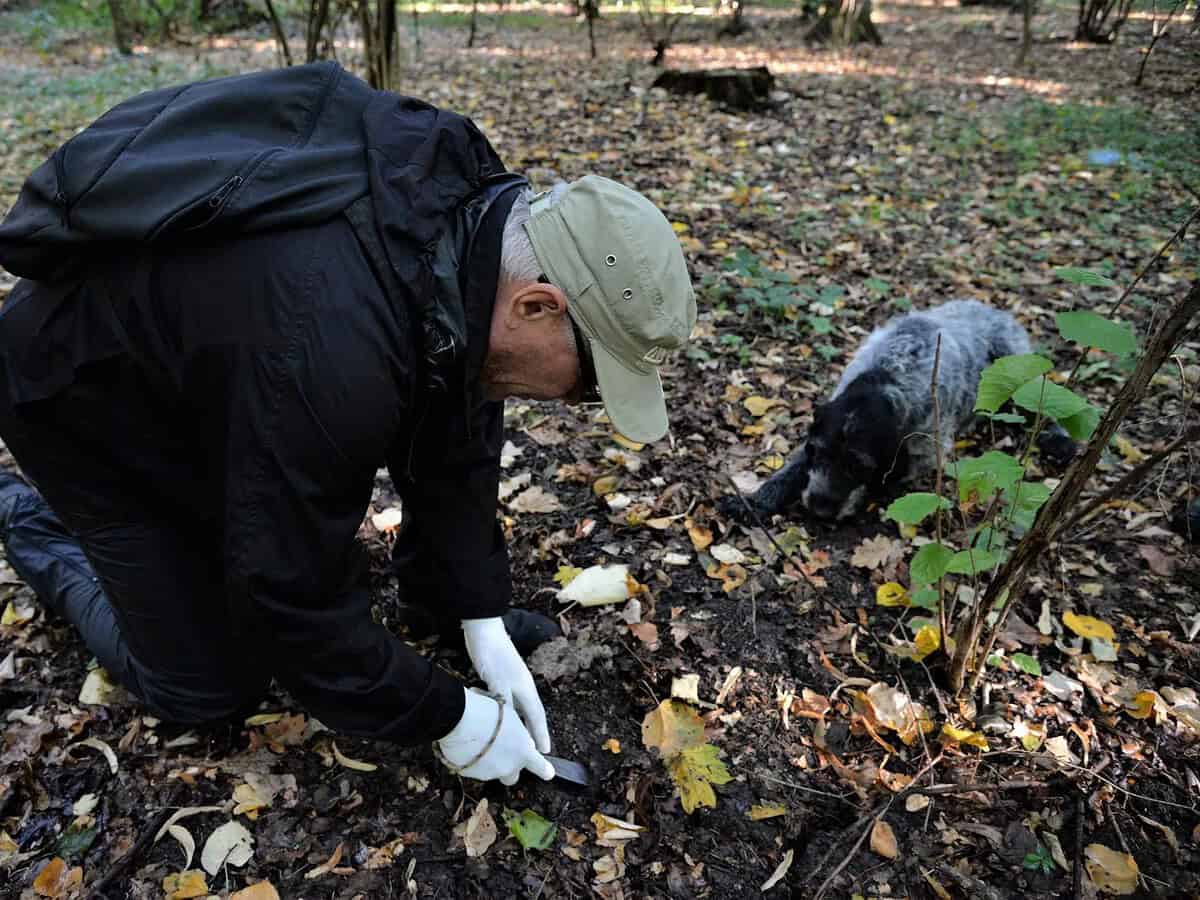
(1, 3, 1198, 898)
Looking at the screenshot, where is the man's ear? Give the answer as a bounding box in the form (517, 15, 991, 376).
(508, 281, 568, 323)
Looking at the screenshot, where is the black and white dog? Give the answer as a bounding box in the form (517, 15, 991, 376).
(736, 300, 1076, 521)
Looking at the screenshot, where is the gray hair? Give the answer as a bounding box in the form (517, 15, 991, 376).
(500, 182, 570, 288)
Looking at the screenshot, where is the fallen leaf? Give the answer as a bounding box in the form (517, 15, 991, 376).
(743, 395, 782, 417)
(1126, 690, 1159, 720)
(1084, 843, 1138, 895)
(870, 818, 899, 859)
(875, 582, 910, 607)
(78, 667, 122, 706)
(940, 723, 989, 751)
(244, 713, 284, 726)
(503, 807, 557, 850)
(0, 650, 15, 681)
(1137, 545, 1174, 577)
(592, 475, 621, 496)
(1063, 611, 1115, 642)
(554, 565, 582, 587)
(154, 806, 223, 842)
(509, 485, 563, 514)
(1112, 435, 1144, 463)
(162, 870, 208, 900)
(166, 825, 196, 870)
(1, 598, 34, 626)
(705, 560, 747, 593)
(69, 736, 118, 774)
(913, 625, 941, 662)
(905, 794, 930, 812)
(669, 743, 733, 813)
(500, 439, 524, 468)
(457, 800, 497, 858)
(591, 812, 644, 846)
(710, 543, 746, 564)
(748, 804, 786, 820)
(72, 793, 99, 816)
(602, 738, 621, 754)
(851, 536, 905, 570)
(628, 622, 659, 648)
(332, 741, 377, 772)
(761, 848, 793, 892)
(305, 841, 345, 878)
(32, 857, 83, 898)
(687, 519, 713, 551)
(200, 820, 254, 875)
(230, 883, 281, 900)
(642, 699, 705, 758)
(593, 851, 625, 883)
(670, 674, 701, 704)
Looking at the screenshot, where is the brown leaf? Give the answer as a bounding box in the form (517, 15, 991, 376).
(870, 818, 899, 859)
(628, 622, 660, 649)
(850, 535, 905, 571)
(33, 858, 83, 898)
(509, 485, 563, 514)
(1137, 544, 1174, 577)
(231, 883, 282, 900)
(641, 699, 704, 757)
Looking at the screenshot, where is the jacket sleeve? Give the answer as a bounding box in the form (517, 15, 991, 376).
(222, 222, 465, 746)
(388, 395, 512, 621)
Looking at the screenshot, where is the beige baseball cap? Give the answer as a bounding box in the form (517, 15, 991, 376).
(524, 175, 696, 443)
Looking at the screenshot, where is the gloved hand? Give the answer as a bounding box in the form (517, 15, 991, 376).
(437, 688, 555, 785)
(462, 616, 551, 753)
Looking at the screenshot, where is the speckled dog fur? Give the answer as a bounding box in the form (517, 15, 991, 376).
(743, 300, 1073, 521)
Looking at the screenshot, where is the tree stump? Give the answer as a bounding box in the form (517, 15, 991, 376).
(806, 0, 883, 46)
(651, 66, 774, 111)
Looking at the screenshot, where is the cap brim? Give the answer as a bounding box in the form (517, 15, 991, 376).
(588, 338, 669, 443)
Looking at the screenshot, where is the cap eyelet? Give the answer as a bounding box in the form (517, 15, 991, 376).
(621, 288, 634, 301)
(605, 254, 617, 266)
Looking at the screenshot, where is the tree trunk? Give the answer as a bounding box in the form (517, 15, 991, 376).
(108, 0, 134, 54)
(949, 279, 1200, 696)
(306, 0, 331, 62)
(411, 0, 421, 60)
(264, 0, 293, 65)
(807, 0, 883, 46)
(585, 0, 598, 58)
(467, 0, 478, 47)
(1017, 0, 1034, 65)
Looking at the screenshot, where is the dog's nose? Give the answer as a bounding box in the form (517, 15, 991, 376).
(805, 492, 838, 520)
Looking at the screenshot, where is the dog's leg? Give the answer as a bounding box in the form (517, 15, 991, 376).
(725, 443, 810, 520)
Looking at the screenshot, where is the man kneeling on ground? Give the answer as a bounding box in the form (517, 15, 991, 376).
(0, 63, 695, 785)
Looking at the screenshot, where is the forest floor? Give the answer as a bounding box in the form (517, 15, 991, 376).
(1, 2, 1199, 898)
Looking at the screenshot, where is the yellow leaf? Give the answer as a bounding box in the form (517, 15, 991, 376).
(593, 475, 621, 496)
(899, 523, 918, 539)
(876, 582, 910, 607)
(602, 738, 621, 754)
(611, 433, 645, 452)
(232, 782, 266, 818)
(882, 113, 898, 126)
(687, 519, 713, 551)
(1084, 844, 1138, 895)
(231, 883, 282, 900)
(743, 395, 781, 417)
(671, 221, 690, 234)
(1063, 611, 1116, 642)
(761, 454, 785, 471)
(870, 818, 899, 859)
(1112, 435, 1145, 463)
(641, 699, 705, 757)
(913, 625, 941, 662)
(1126, 690, 1159, 720)
(331, 742, 377, 772)
(1, 600, 34, 626)
(33, 858, 83, 898)
(78, 668, 121, 706)
(940, 723, 989, 751)
(161, 870, 209, 900)
(668, 744, 733, 814)
(748, 804, 787, 820)
(705, 561, 747, 593)
(554, 565, 583, 587)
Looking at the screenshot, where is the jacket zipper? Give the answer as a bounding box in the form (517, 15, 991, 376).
(208, 175, 243, 210)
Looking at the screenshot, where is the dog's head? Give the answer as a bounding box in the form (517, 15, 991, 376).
(800, 390, 904, 521)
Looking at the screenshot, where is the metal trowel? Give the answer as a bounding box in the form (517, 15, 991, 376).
(544, 754, 591, 790)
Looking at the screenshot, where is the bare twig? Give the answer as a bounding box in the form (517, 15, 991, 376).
(934, 863, 1006, 900)
(813, 806, 885, 900)
(1072, 793, 1086, 900)
(91, 807, 175, 898)
(930, 335, 949, 640)
(1066, 423, 1200, 529)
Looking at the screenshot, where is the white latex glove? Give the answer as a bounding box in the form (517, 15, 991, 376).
(461, 616, 551, 754)
(437, 688, 555, 785)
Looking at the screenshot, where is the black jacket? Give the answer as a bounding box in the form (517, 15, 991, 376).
(0, 63, 525, 743)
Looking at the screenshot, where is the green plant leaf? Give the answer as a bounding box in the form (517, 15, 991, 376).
(945, 547, 1004, 576)
(1011, 653, 1042, 676)
(909, 588, 940, 610)
(947, 452, 1025, 503)
(975, 354, 1052, 413)
(885, 492, 951, 526)
(984, 412, 1027, 424)
(1004, 481, 1052, 531)
(502, 808, 558, 851)
(1056, 311, 1136, 356)
(1012, 377, 1090, 427)
(910, 542, 955, 586)
(1058, 403, 1100, 441)
(1053, 266, 1116, 288)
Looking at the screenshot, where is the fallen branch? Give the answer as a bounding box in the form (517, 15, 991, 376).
(90, 807, 175, 898)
